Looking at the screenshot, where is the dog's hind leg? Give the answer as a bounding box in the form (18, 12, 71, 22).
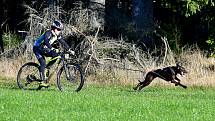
(138, 73, 156, 90)
(133, 80, 144, 90)
(138, 79, 153, 90)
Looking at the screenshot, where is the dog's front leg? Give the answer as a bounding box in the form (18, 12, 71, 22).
(174, 77, 187, 88)
(175, 76, 181, 82)
(171, 79, 187, 89)
(174, 77, 181, 86)
(177, 83, 187, 89)
(170, 79, 178, 84)
(171, 79, 180, 86)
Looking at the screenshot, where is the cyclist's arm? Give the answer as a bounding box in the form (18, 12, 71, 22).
(58, 35, 70, 50)
(44, 31, 53, 49)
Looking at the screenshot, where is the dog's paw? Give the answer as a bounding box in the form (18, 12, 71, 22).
(138, 86, 144, 91)
(183, 86, 187, 89)
(133, 87, 138, 90)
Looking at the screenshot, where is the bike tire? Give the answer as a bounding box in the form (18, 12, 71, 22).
(17, 62, 40, 90)
(57, 64, 84, 92)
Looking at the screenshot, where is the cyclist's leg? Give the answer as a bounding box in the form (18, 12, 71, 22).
(40, 49, 59, 85)
(33, 47, 47, 86)
(38, 57, 46, 81)
(45, 49, 59, 68)
(38, 57, 49, 87)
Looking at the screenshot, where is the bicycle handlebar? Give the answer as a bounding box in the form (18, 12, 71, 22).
(59, 49, 76, 60)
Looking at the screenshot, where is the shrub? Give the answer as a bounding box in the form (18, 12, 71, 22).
(3, 32, 22, 49)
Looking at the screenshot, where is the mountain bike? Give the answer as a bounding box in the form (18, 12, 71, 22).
(16, 50, 84, 92)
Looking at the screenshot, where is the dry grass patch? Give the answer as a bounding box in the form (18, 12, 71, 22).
(1, 49, 215, 87)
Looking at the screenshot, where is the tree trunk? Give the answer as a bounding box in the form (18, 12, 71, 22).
(105, 0, 132, 37)
(48, 0, 59, 20)
(132, 0, 153, 40)
(0, 0, 5, 53)
(89, 0, 105, 29)
(0, 30, 4, 53)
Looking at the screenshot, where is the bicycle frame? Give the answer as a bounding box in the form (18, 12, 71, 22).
(45, 52, 72, 83)
(61, 55, 73, 81)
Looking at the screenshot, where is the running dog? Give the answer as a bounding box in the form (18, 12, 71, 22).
(133, 63, 188, 91)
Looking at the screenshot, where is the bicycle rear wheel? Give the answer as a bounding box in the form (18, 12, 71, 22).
(57, 64, 84, 92)
(17, 62, 41, 90)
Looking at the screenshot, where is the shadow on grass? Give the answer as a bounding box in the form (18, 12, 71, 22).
(0, 82, 58, 92)
(118, 85, 191, 94)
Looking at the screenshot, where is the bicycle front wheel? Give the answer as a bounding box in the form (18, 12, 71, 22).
(17, 62, 41, 90)
(57, 64, 84, 92)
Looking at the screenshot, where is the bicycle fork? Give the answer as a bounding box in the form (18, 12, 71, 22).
(62, 61, 73, 81)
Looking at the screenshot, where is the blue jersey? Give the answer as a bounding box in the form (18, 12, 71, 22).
(33, 30, 69, 50)
(34, 33, 45, 47)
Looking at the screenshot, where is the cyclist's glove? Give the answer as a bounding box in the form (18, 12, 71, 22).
(51, 48, 60, 53)
(68, 48, 75, 55)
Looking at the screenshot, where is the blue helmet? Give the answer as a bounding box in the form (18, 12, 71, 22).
(51, 20, 63, 30)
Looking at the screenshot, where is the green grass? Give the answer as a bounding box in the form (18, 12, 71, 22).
(0, 80, 215, 121)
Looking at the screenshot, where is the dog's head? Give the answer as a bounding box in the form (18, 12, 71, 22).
(176, 63, 187, 76)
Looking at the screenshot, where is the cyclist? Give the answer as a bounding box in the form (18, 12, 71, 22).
(33, 20, 74, 87)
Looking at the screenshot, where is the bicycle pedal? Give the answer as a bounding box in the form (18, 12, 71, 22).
(36, 86, 43, 90)
(39, 83, 50, 88)
(25, 82, 30, 86)
(45, 86, 50, 88)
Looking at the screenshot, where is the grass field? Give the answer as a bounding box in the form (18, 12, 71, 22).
(0, 80, 215, 121)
